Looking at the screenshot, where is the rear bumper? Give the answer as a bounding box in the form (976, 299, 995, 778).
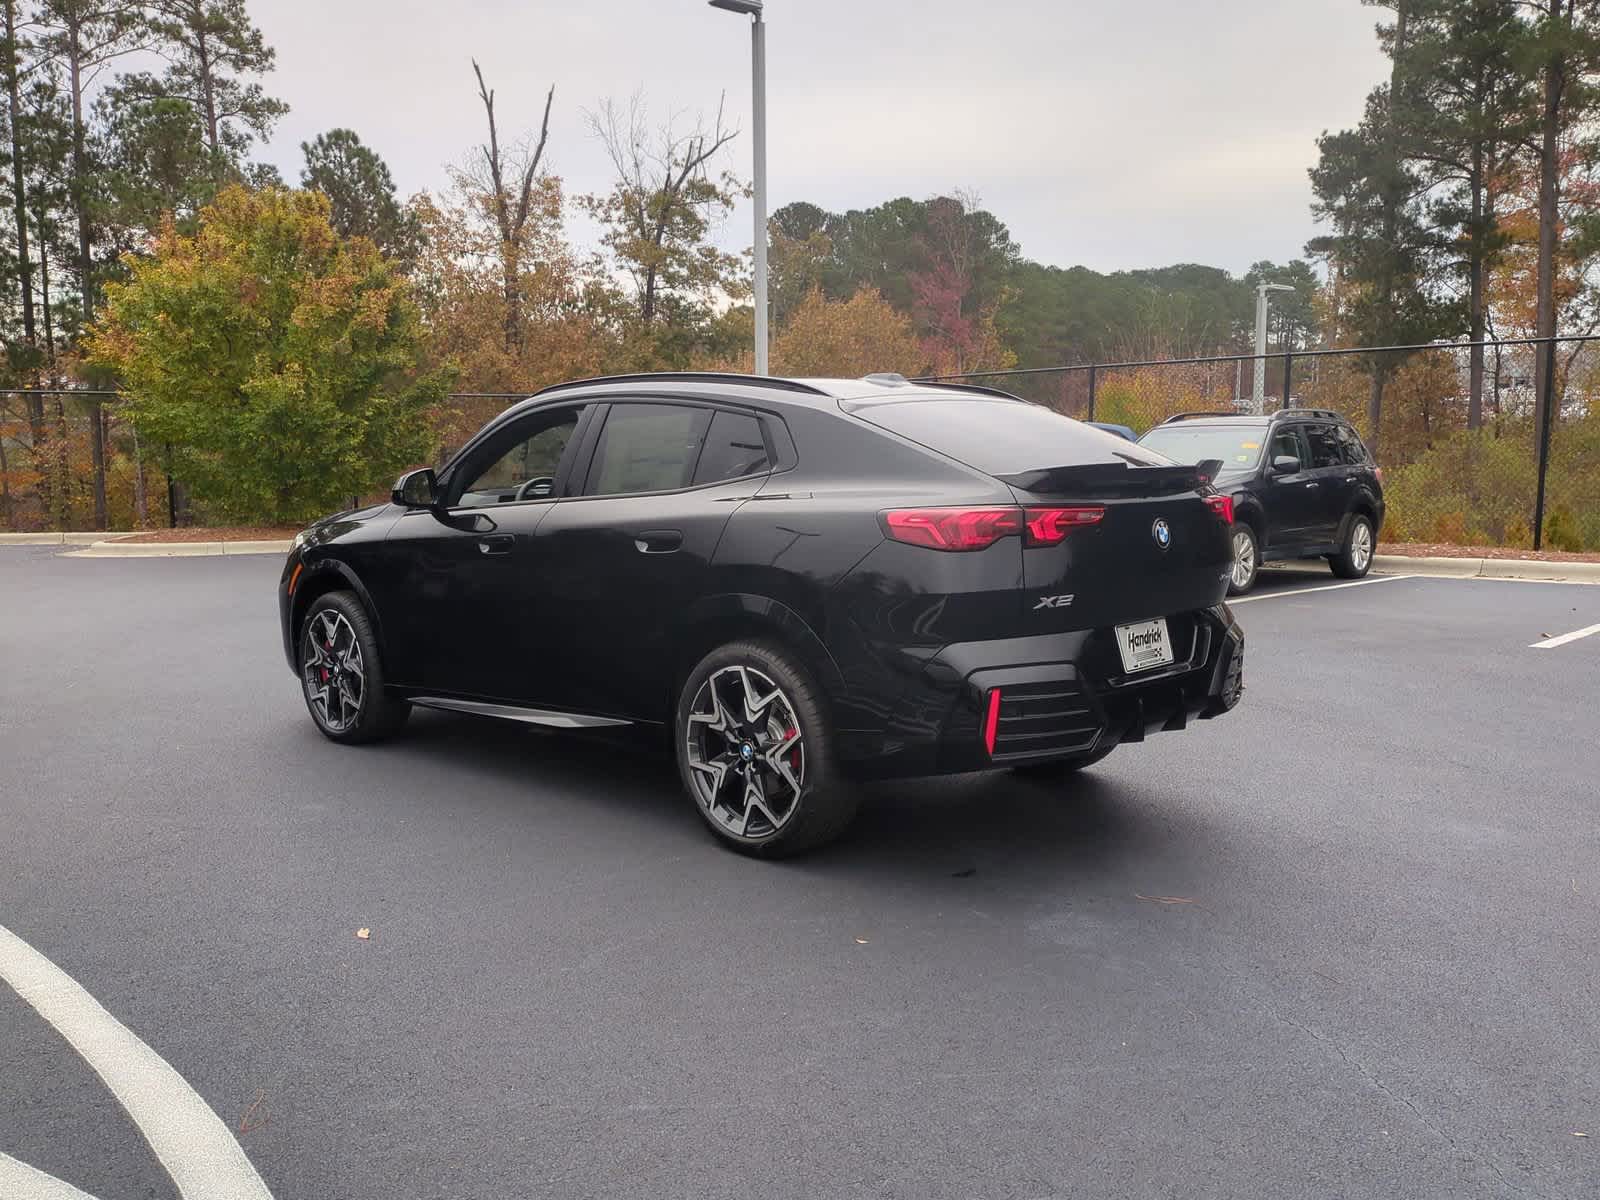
(836, 604, 1244, 777)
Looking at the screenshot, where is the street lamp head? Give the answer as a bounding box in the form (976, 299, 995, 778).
(709, 0, 763, 13)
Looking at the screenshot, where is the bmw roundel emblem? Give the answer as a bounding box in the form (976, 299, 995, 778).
(740, 742, 755, 761)
(1152, 518, 1172, 551)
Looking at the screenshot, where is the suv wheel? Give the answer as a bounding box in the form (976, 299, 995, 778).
(298, 590, 410, 743)
(1330, 514, 1375, 579)
(1228, 524, 1259, 595)
(675, 640, 858, 856)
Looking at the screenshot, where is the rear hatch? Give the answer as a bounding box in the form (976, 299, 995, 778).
(849, 393, 1232, 638)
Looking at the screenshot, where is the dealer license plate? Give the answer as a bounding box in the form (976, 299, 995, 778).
(1115, 618, 1174, 674)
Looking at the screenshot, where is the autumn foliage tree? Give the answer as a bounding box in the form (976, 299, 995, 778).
(87, 186, 448, 522)
(767, 287, 926, 378)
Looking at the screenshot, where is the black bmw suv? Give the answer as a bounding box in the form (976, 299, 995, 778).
(1137, 409, 1385, 595)
(280, 373, 1245, 855)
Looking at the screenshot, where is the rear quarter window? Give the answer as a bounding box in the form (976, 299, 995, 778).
(851, 397, 1169, 474)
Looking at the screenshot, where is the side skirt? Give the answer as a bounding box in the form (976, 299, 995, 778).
(407, 695, 633, 730)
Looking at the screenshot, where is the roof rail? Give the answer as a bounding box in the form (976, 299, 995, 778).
(1160, 410, 1248, 424)
(533, 371, 832, 398)
(1277, 407, 1346, 421)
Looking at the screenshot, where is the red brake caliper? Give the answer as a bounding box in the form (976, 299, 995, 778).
(321, 638, 332, 684)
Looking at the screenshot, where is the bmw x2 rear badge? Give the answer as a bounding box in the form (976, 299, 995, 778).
(1152, 518, 1172, 551)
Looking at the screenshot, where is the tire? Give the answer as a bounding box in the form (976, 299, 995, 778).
(1227, 523, 1260, 595)
(674, 639, 858, 857)
(1330, 513, 1375, 579)
(1009, 742, 1116, 781)
(298, 590, 410, 744)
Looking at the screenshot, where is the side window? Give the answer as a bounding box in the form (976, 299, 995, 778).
(585, 404, 712, 497)
(693, 410, 772, 485)
(455, 407, 582, 508)
(1336, 425, 1370, 466)
(1269, 427, 1304, 467)
(1304, 422, 1342, 469)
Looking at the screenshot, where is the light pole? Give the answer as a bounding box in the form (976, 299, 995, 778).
(709, 0, 768, 374)
(1252, 282, 1294, 412)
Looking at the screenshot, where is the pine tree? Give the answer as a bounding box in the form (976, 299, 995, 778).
(300, 128, 421, 266)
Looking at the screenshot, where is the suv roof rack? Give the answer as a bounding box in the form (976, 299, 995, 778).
(1160, 411, 1251, 424)
(533, 371, 832, 399)
(1277, 407, 1346, 422)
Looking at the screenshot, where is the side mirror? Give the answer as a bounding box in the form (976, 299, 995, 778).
(1270, 455, 1301, 476)
(392, 467, 439, 508)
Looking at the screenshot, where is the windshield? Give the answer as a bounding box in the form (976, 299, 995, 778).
(1138, 424, 1269, 471)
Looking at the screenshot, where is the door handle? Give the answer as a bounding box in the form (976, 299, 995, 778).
(634, 529, 684, 554)
(477, 533, 516, 556)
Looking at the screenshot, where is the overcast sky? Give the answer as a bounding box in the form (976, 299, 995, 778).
(248, 0, 1387, 276)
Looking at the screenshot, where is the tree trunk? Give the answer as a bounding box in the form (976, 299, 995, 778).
(197, 27, 219, 154)
(1467, 144, 1485, 431)
(0, 413, 13, 530)
(1366, 0, 1411, 467)
(3, 0, 40, 442)
(1367, 364, 1387, 465)
(66, 36, 107, 528)
(502, 249, 520, 351)
(132, 425, 148, 526)
(1533, 0, 1568, 439)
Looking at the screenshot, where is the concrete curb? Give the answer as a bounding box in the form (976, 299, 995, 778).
(62, 538, 292, 558)
(1374, 554, 1600, 582)
(0, 531, 131, 545)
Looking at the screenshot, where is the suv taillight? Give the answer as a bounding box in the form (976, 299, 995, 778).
(883, 505, 1104, 551)
(1204, 494, 1234, 524)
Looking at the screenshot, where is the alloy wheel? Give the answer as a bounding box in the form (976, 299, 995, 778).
(1351, 521, 1373, 571)
(684, 665, 805, 839)
(1231, 528, 1256, 590)
(301, 609, 366, 734)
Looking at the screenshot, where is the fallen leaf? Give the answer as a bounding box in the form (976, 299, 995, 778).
(356, 928, 370, 940)
(854, 937, 869, 945)
(237, 1090, 268, 1135)
(1574, 1132, 1589, 1138)
(1136, 894, 1195, 905)
(951, 867, 977, 878)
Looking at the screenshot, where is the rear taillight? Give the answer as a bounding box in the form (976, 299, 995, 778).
(883, 507, 1023, 551)
(883, 505, 1104, 551)
(1204, 494, 1234, 524)
(1024, 506, 1105, 546)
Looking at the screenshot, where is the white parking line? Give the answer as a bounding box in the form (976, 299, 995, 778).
(0, 922, 274, 1200)
(0, 1152, 101, 1199)
(1530, 622, 1600, 649)
(1230, 575, 1415, 605)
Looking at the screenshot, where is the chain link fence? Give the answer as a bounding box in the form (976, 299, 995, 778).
(3, 341, 1596, 550)
(933, 337, 1600, 553)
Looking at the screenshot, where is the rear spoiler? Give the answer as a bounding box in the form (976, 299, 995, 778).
(999, 458, 1223, 498)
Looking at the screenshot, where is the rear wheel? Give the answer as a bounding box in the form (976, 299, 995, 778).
(1009, 742, 1116, 781)
(1227, 524, 1259, 595)
(675, 640, 858, 857)
(1330, 514, 1375, 579)
(298, 590, 409, 743)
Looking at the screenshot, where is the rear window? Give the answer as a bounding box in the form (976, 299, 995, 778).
(1138, 423, 1270, 470)
(852, 398, 1170, 474)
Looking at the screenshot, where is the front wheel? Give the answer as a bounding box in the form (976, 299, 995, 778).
(1330, 514, 1375, 579)
(675, 640, 858, 857)
(1227, 524, 1260, 595)
(298, 590, 410, 743)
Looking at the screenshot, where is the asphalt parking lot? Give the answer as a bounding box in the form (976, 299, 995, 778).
(2, 546, 1598, 1200)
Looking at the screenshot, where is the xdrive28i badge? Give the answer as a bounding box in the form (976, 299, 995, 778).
(1151, 518, 1172, 551)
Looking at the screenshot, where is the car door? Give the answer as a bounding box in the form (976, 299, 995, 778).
(1261, 424, 1319, 550)
(533, 400, 776, 720)
(377, 402, 593, 699)
(1300, 421, 1351, 543)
